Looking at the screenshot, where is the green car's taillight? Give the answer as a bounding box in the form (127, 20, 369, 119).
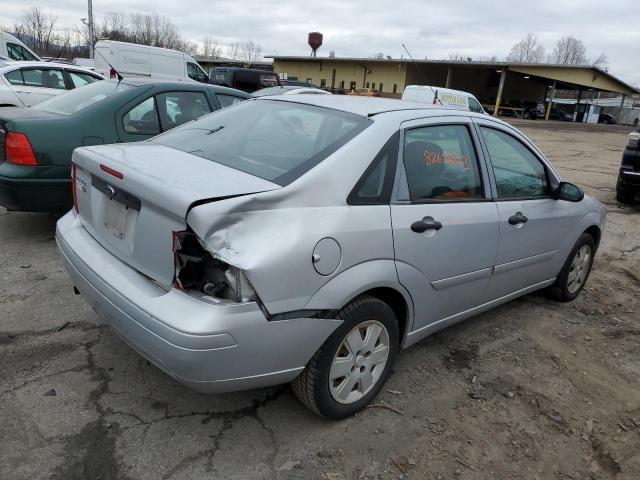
(5, 132, 37, 166)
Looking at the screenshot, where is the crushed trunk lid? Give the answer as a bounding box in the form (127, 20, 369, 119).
(73, 143, 280, 287)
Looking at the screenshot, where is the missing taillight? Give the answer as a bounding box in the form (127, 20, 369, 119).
(173, 230, 256, 302)
(5, 132, 37, 166)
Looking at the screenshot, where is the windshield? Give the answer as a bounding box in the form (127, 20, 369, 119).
(33, 80, 135, 115)
(152, 99, 370, 186)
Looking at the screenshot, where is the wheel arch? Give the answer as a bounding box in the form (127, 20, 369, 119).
(303, 259, 414, 344)
(583, 224, 602, 248)
(356, 287, 409, 345)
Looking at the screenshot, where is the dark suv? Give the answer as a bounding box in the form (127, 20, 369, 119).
(616, 130, 640, 203)
(208, 67, 280, 93)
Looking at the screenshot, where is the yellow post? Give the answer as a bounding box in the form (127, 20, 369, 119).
(493, 69, 507, 117)
(545, 80, 556, 121)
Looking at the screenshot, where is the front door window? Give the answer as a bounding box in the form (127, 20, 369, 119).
(480, 127, 549, 199)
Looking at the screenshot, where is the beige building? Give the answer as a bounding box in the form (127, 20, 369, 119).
(267, 56, 638, 120)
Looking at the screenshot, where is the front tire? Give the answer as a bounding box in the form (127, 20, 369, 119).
(291, 295, 399, 419)
(548, 233, 595, 302)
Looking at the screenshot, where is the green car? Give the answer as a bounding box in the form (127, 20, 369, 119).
(0, 79, 250, 212)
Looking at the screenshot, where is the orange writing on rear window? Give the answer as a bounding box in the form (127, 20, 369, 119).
(423, 150, 470, 171)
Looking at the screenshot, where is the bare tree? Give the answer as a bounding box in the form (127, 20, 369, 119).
(240, 41, 262, 63)
(592, 52, 609, 70)
(97, 12, 195, 54)
(175, 39, 198, 56)
(448, 52, 464, 61)
(225, 41, 241, 60)
(201, 36, 222, 58)
(549, 36, 587, 64)
(12, 7, 58, 57)
(507, 33, 545, 63)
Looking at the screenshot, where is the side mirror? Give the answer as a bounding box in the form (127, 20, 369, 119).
(553, 182, 584, 202)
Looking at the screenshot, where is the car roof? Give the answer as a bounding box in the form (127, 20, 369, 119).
(0, 61, 98, 72)
(254, 94, 457, 117)
(212, 67, 276, 74)
(253, 85, 328, 97)
(102, 78, 251, 97)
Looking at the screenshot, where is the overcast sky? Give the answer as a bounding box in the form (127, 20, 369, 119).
(2, 0, 639, 86)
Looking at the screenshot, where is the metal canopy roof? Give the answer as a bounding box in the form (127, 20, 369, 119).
(267, 56, 638, 95)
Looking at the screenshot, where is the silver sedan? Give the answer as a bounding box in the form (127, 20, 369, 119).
(56, 95, 606, 418)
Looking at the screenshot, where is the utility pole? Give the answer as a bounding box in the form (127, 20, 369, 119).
(88, 0, 95, 59)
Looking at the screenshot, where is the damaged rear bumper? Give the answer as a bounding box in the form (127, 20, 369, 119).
(55, 211, 341, 393)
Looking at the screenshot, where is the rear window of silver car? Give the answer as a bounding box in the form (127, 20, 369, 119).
(151, 99, 371, 185)
(33, 80, 134, 115)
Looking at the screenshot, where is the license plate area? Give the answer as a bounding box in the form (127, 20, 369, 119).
(104, 198, 135, 239)
(92, 175, 141, 240)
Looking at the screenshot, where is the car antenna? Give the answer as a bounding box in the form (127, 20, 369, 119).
(52, 45, 64, 61)
(401, 43, 442, 105)
(93, 47, 123, 82)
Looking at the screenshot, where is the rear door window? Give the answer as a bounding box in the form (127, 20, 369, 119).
(123, 97, 160, 135)
(403, 124, 484, 201)
(22, 68, 66, 89)
(156, 91, 212, 130)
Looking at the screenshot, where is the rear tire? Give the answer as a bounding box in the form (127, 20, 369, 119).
(548, 233, 595, 302)
(291, 295, 399, 419)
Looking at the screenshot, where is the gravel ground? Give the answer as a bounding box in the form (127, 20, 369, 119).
(1, 120, 639, 480)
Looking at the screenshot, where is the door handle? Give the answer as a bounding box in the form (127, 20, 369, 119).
(508, 212, 528, 225)
(411, 217, 443, 233)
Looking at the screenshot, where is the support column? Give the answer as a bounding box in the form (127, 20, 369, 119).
(575, 89, 582, 122)
(545, 80, 556, 121)
(445, 65, 452, 88)
(617, 94, 626, 124)
(493, 70, 507, 117)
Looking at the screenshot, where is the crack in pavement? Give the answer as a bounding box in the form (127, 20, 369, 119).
(155, 387, 287, 480)
(50, 329, 133, 480)
(0, 321, 100, 342)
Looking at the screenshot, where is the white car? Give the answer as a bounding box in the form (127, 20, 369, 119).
(0, 61, 103, 107)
